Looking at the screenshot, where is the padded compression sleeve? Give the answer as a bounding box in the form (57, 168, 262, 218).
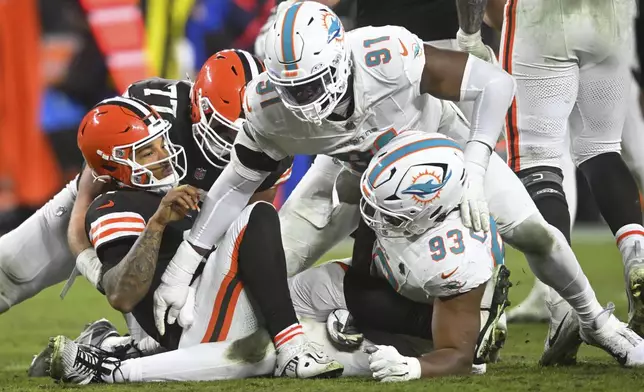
(459, 54, 516, 150)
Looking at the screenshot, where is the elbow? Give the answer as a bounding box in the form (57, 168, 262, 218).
(107, 292, 135, 313)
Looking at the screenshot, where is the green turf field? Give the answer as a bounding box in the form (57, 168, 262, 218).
(2, 231, 644, 391)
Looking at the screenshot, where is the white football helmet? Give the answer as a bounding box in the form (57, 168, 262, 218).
(263, 1, 351, 124)
(360, 132, 467, 237)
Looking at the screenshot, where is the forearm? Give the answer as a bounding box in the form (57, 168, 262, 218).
(187, 163, 268, 250)
(460, 54, 515, 152)
(456, 0, 488, 34)
(68, 166, 101, 256)
(103, 219, 165, 312)
(417, 348, 473, 377)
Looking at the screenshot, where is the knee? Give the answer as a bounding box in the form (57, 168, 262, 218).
(504, 213, 555, 255)
(247, 201, 280, 229)
(516, 166, 567, 204)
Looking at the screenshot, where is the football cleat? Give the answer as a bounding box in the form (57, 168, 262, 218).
(580, 303, 644, 367)
(28, 318, 120, 378)
(326, 309, 364, 349)
(274, 335, 344, 378)
(475, 264, 511, 364)
(48, 335, 122, 384)
(27, 343, 53, 378)
(74, 318, 119, 347)
(539, 303, 582, 367)
(624, 242, 644, 337)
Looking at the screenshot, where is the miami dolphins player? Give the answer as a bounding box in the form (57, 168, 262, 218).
(154, 1, 644, 366)
(360, 131, 508, 380)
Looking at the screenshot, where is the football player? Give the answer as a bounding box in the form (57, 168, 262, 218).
(55, 95, 343, 381)
(157, 1, 644, 367)
(358, 131, 509, 380)
(495, 0, 644, 359)
(0, 50, 286, 315)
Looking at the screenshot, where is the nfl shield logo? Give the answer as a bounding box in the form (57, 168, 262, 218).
(194, 168, 207, 180)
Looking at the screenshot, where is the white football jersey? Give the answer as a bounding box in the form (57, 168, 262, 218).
(372, 211, 504, 302)
(242, 25, 446, 172)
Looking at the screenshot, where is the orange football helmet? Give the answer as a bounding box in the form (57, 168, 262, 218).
(78, 96, 186, 189)
(191, 49, 264, 168)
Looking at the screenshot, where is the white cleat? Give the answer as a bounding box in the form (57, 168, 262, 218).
(580, 303, 644, 367)
(540, 303, 582, 367)
(623, 242, 644, 337)
(274, 335, 344, 378)
(489, 313, 508, 363)
(48, 336, 121, 384)
(506, 280, 550, 324)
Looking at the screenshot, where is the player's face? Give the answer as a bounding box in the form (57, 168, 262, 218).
(134, 137, 173, 180)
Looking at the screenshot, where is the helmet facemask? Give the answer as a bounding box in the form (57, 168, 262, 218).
(105, 118, 187, 191)
(267, 49, 351, 125)
(192, 89, 243, 168)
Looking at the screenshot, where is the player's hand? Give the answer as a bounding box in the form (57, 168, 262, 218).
(456, 29, 496, 64)
(460, 161, 490, 232)
(326, 309, 364, 349)
(152, 185, 200, 226)
(365, 345, 421, 382)
(153, 241, 204, 335)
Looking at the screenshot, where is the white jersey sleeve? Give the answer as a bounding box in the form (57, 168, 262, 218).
(243, 75, 290, 162)
(348, 26, 426, 101)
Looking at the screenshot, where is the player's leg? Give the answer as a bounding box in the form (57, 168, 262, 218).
(484, 149, 644, 365)
(621, 76, 644, 190)
(179, 201, 343, 378)
(0, 179, 77, 312)
(47, 331, 277, 384)
(508, 137, 578, 324)
(571, 41, 644, 336)
(279, 155, 361, 276)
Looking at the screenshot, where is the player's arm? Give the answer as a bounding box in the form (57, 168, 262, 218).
(102, 186, 199, 313)
(421, 45, 514, 155)
(419, 284, 485, 376)
(368, 284, 485, 381)
(68, 165, 112, 287)
(455, 0, 492, 60)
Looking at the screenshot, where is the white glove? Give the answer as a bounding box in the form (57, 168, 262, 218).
(461, 141, 491, 232)
(366, 345, 421, 382)
(456, 29, 496, 64)
(153, 241, 203, 335)
(460, 160, 490, 232)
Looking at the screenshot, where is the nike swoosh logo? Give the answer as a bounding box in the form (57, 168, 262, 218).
(548, 312, 568, 346)
(441, 267, 459, 279)
(399, 39, 408, 56)
(97, 200, 115, 210)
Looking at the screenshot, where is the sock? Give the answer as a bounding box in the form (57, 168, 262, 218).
(237, 202, 301, 341)
(580, 152, 643, 235)
(518, 219, 605, 327)
(273, 323, 305, 350)
(615, 224, 644, 266)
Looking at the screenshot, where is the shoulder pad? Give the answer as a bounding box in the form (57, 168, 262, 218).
(85, 192, 147, 250)
(349, 26, 425, 88)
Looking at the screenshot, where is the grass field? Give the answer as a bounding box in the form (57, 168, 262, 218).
(2, 230, 644, 391)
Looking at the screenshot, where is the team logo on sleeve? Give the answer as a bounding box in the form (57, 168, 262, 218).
(412, 42, 422, 58)
(400, 163, 452, 206)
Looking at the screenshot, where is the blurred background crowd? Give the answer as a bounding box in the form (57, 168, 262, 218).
(0, 0, 616, 234)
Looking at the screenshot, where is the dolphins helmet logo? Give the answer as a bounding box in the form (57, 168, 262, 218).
(322, 12, 343, 43)
(401, 167, 452, 205)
